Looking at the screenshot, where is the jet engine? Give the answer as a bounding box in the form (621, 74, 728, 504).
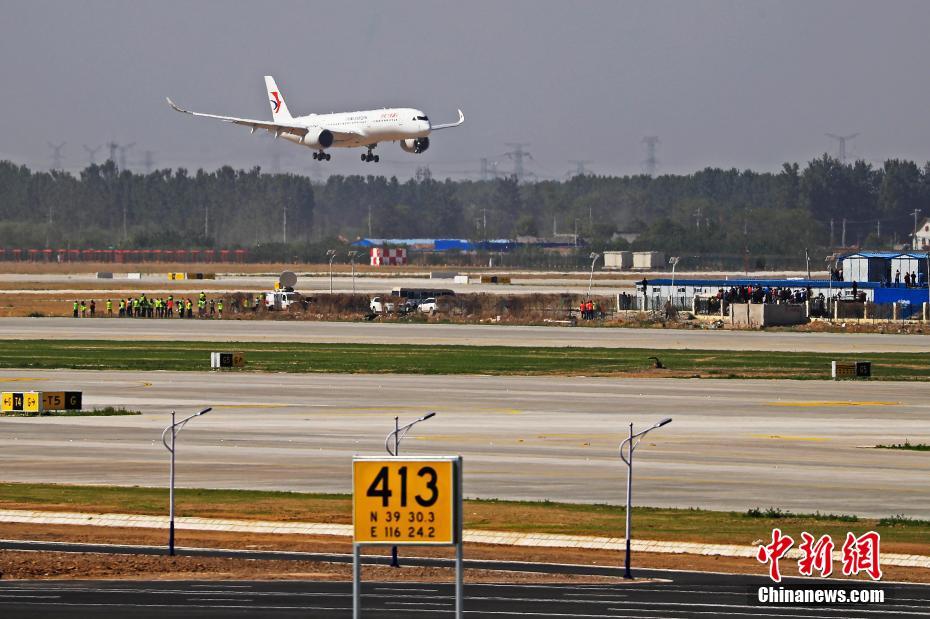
(281, 128, 334, 150)
(302, 129, 334, 149)
(400, 137, 430, 154)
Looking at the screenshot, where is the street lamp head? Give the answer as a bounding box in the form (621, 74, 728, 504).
(421, 411, 437, 421)
(197, 407, 212, 416)
(669, 257, 680, 265)
(589, 252, 600, 260)
(655, 417, 672, 428)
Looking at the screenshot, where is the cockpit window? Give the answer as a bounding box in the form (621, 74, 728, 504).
(416, 115, 429, 121)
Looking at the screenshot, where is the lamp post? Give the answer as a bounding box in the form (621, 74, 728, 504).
(384, 411, 436, 567)
(161, 407, 211, 556)
(619, 416, 672, 579)
(326, 250, 337, 294)
(668, 257, 680, 308)
(348, 251, 359, 294)
(587, 252, 601, 297)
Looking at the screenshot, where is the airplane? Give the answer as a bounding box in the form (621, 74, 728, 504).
(167, 76, 464, 163)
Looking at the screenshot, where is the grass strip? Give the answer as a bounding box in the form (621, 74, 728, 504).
(1, 407, 140, 418)
(0, 483, 927, 548)
(875, 440, 930, 451)
(0, 339, 928, 380)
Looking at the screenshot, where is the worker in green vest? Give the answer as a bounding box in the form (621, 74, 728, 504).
(72, 301, 79, 318)
(106, 299, 113, 317)
(217, 299, 223, 319)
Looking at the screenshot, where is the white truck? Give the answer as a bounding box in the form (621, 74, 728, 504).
(264, 291, 300, 310)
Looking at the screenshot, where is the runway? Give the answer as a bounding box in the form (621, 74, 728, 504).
(0, 574, 920, 618)
(1, 370, 927, 518)
(1, 316, 929, 351)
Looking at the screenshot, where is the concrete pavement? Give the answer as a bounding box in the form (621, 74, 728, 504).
(1, 370, 928, 517)
(2, 316, 929, 351)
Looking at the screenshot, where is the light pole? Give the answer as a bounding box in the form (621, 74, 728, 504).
(326, 250, 337, 294)
(384, 411, 436, 567)
(587, 252, 601, 297)
(668, 257, 680, 307)
(619, 416, 672, 579)
(348, 250, 359, 294)
(161, 407, 211, 556)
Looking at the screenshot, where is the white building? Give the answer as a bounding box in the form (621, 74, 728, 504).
(913, 218, 930, 250)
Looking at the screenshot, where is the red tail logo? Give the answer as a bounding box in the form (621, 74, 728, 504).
(270, 91, 282, 114)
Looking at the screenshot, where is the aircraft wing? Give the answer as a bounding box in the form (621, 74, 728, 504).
(430, 109, 465, 131)
(166, 97, 308, 138)
(320, 125, 367, 143)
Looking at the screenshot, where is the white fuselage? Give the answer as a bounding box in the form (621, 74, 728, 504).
(280, 108, 431, 149)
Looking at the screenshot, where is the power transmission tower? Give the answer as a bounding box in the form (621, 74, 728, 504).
(142, 150, 155, 174)
(82, 145, 102, 166)
(480, 158, 489, 181)
(568, 160, 592, 177)
(47, 142, 66, 170)
(642, 136, 660, 177)
(107, 141, 119, 164)
(117, 143, 135, 170)
(415, 166, 432, 182)
(825, 133, 858, 164)
(504, 143, 532, 182)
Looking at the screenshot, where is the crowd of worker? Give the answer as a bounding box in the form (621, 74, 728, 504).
(716, 285, 813, 305)
(71, 292, 224, 318)
(578, 299, 603, 320)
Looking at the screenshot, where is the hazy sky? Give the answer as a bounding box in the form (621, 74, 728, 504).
(3, 0, 930, 179)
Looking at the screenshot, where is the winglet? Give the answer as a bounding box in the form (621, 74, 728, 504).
(166, 97, 188, 114)
(430, 109, 465, 131)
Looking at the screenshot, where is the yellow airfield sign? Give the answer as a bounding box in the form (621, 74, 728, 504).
(353, 457, 460, 545)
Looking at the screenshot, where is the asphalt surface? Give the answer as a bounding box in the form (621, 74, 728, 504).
(1, 317, 929, 351)
(1, 370, 928, 517)
(0, 575, 924, 618)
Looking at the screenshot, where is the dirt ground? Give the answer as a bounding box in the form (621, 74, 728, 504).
(0, 522, 925, 584)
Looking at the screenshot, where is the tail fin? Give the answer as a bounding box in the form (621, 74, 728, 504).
(264, 76, 293, 121)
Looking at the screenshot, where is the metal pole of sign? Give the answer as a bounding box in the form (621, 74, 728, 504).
(455, 456, 464, 619)
(353, 543, 361, 618)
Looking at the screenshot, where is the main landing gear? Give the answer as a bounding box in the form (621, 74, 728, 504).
(361, 146, 379, 163)
(313, 151, 331, 161)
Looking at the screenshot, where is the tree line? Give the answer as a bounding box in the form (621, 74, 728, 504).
(1, 155, 929, 262)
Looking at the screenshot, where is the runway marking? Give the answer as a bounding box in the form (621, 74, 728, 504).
(767, 401, 899, 407)
(0, 377, 48, 382)
(751, 434, 829, 442)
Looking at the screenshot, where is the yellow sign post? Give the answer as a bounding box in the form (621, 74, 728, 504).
(353, 458, 456, 544)
(2, 391, 43, 414)
(352, 456, 462, 618)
